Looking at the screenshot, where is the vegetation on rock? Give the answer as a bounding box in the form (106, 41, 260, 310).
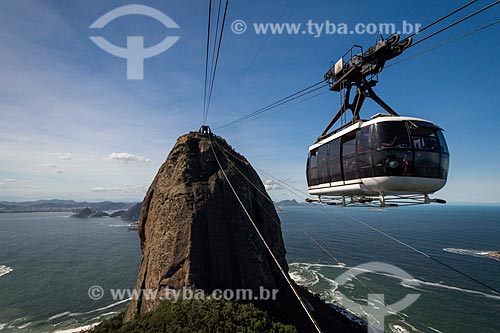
(90, 298, 297, 333)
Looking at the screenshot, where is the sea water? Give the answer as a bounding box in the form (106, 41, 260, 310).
(0, 206, 499, 333)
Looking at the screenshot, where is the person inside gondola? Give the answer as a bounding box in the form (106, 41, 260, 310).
(382, 136, 398, 148)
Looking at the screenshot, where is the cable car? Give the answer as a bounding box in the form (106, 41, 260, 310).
(306, 114, 449, 206)
(307, 34, 448, 206)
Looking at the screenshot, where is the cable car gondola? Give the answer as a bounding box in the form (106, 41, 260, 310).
(306, 34, 449, 207)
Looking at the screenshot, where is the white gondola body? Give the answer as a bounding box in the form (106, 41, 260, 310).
(307, 115, 449, 197)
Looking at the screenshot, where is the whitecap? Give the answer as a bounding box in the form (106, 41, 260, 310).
(406, 278, 500, 301)
(289, 264, 320, 286)
(290, 262, 348, 270)
(68, 298, 130, 317)
(46, 298, 130, 325)
(48, 312, 71, 321)
(390, 324, 409, 333)
(428, 326, 444, 333)
(289, 271, 309, 284)
(90, 311, 119, 321)
(17, 322, 32, 329)
(0, 265, 13, 277)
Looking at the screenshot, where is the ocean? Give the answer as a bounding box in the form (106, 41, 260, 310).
(0, 205, 499, 333)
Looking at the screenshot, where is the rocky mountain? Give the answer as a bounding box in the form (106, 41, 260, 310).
(70, 208, 111, 218)
(90, 211, 110, 218)
(70, 204, 142, 219)
(123, 132, 358, 332)
(275, 199, 304, 207)
(71, 208, 97, 218)
(109, 210, 126, 217)
(120, 202, 142, 220)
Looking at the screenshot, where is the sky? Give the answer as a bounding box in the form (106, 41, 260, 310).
(0, 0, 499, 203)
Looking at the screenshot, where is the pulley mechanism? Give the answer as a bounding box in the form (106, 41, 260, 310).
(320, 34, 412, 140)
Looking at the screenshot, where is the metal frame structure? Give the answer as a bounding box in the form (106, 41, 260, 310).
(306, 193, 446, 208)
(320, 34, 412, 140)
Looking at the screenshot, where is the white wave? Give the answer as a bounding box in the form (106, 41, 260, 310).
(406, 278, 500, 301)
(289, 264, 321, 286)
(17, 322, 31, 329)
(290, 262, 349, 270)
(91, 311, 119, 321)
(52, 322, 100, 333)
(48, 312, 72, 321)
(289, 271, 310, 285)
(428, 326, 444, 333)
(311, 273, 340, 302)
(390, 324, 410, 333)
(46, 298, 130, 325)
(0, 324, 6, 331)
(399, 281, 427, 292)
(96, 311, 118, 317)
(68, 298, 131, 317)
(0, 265, 13, 277)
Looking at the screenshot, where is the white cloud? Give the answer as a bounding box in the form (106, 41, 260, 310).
(264, 179, 282, 191)
(37, 163, 78, 173)
(1, 179, 29, 184)
(91, 184, 146, 195)
(0, 179, 30, 189)
(107, 152, 150, 164)
(37, 163, 58, 168)
(52, 152, 72, 160)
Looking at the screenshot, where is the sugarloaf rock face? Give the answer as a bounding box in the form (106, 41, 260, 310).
(124, 132, 288, 321)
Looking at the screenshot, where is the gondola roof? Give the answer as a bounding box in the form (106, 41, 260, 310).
(309, 115, 442, 151)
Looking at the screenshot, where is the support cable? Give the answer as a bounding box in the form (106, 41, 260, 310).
(205, 0, 229, 121)
(214, 81, 327, 130)
(410, 0, 500, 48)
(387, 19, 500, 68)
(403, 0, 479, 41)
(202, 0, 213, 124)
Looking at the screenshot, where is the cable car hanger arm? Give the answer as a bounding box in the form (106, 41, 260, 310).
(319, 77, 399, 140)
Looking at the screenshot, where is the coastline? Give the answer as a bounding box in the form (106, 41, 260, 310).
(443, 248, 500, 261)
(53, 323, 100, 333)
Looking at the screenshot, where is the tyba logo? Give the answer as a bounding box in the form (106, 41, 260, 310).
(89, 5, 180, 80)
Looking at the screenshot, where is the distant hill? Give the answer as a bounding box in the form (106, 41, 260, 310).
(121, 202, 142, 221)
(109, 210, 126, 217)
(274, 199, 305, 207)
(71, 208, 94, 218)
(0, 200, 137, 213)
